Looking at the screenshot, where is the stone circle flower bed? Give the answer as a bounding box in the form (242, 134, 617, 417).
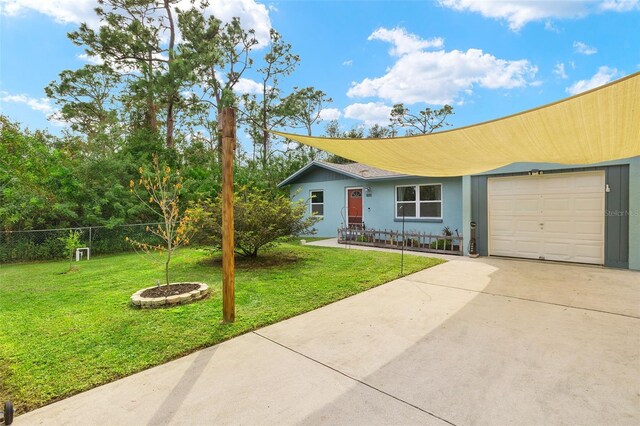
(130, 282, 210, 308)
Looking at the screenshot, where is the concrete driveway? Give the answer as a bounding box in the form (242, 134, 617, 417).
(18, 245, 640, 425)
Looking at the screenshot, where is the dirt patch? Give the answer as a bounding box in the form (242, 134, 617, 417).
(202, 252, 303, 269)
(141, 283, 200, 298)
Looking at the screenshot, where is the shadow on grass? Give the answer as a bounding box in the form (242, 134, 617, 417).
(199, 252, 304, 270)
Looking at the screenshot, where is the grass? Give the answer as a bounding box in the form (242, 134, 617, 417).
(0, 242, 444, 413)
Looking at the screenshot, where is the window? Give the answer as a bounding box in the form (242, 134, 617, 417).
(310, 190, 324, 216)
(395, 184, 442, 219)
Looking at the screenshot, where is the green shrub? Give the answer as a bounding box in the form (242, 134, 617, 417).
(197, 187, 318, 257)
(430, 239, 453, 250)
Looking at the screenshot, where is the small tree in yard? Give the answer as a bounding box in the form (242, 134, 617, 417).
(127, 156, 201, 285)
(198, 187, 318, 257)
(59, 230, 82, 272)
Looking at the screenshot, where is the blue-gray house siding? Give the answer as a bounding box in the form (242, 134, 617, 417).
(285, 166, 463, 239)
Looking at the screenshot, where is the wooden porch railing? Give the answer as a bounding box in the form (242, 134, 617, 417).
(337, 227, 464, 256)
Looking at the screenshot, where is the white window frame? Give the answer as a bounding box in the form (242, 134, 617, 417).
(395, 183, 443, 220)
(309, 189, 324, 217)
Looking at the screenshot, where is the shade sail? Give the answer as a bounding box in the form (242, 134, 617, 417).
(273, 73, 640, 177)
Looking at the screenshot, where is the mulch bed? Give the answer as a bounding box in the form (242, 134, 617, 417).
(141, 283, 200, 298)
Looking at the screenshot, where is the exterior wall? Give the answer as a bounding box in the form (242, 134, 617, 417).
(291, 177, 363, 237)
(628, 158, 640, 271)
(470, 157, 639, 270)
(290, 175, 464, 239)
(361, 177, 463, 237)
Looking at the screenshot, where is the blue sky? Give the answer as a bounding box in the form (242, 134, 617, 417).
(1, 0, 639, 138)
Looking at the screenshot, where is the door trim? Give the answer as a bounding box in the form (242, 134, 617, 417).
(345, 186, 364, 227)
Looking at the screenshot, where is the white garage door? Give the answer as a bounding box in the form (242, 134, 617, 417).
(488, 171, 605, 265)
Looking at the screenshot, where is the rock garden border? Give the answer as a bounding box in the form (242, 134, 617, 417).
(131, 282, 210, 308)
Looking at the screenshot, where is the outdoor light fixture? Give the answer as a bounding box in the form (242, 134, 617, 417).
(529, 169, 543, 176)
(365, 186, 372, 196)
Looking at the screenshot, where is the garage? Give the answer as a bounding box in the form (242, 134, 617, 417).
(487, 171, 605, 265)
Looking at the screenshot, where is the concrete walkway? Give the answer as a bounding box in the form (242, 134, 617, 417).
(19, 242, 640, 425)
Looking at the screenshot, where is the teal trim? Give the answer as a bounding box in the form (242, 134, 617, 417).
(628, 157, 640, 271)
(604, 165, 629, 269)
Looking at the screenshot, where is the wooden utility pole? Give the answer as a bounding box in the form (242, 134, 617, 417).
(221, 107, 235, 322)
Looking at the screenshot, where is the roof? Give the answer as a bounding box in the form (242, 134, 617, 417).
(277, 161, 408, 187)
(273, 72, 640, 177)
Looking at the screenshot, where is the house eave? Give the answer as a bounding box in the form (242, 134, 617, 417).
(277, 161, 408, 187)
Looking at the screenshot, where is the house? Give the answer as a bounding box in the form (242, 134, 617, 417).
(278, 157, 640, 271)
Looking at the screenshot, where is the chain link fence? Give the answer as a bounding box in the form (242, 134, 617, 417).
(0, 223, 166, 263)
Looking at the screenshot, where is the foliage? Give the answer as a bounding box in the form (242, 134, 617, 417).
(179, 8, 258, 157)
(429, 227, 455, 250)
(241, 29, 301, 171)
(430, 239, 454, 250)
(127, 156, 201, 284)
(284, 87, 333, 160)
(198, 187, 318, 257)
(0, 117, 81, 230)
(390, 104, 454, 135)
(0, 244, 443, 414)
(58, 230, 82, 271)
(45, 65, 122, 142)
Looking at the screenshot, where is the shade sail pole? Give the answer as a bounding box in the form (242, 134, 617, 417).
(221, 107, 235, 323)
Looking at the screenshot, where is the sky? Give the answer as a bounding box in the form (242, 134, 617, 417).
(1, 0, 639, 139)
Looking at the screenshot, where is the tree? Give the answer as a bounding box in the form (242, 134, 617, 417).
(241, 29, 300, 170)
(58, 230, 82, 272)
(367, 123, 393, 138)
(322, 120, 364, 164)
(67, 0, 190, 148)
(45, 64, 122, 146)
(127, 155, 201, 285)
(179, 7, 257, 158)
(285, 87, 332, 160)
(198, 187, 317, 257)
(0, 117, 82, 230)
(390, 104, 454, 135)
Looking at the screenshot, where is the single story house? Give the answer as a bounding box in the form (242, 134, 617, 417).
(278, 157, 640, 271)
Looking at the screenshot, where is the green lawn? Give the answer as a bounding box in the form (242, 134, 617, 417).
(0, 242, 444, 413)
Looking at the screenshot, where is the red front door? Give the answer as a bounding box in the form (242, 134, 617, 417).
(347, 188, 363, 228)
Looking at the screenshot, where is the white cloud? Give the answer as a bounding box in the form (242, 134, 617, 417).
(0, 0, 99, 26)
(438, 0, 589, 31)
(1, 0, 272, 46)
(1, 92, 55, 114)
(600, 0, 640, 12)
(368, 27, 443, 56)
(344, 102, 392, 126)
(319, 108, 342, 121)
(195, 0, 272, 47)
(553, 63, 568, 79)
(439, 0, 640, 30)
(233, 77, 264, 95)
(543, 20, 561, 33)
(573, 41, 597, 55)
(0, 91, 67, 126)
(566, 66, 619, 95)
(348, 28, 537, 105)
(342, 59, 353, 66)
(78, 53, 103, 65)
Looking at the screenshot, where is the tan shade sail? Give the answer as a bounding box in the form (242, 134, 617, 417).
(273, 73, 640, 177)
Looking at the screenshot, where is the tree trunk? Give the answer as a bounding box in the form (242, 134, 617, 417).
(165, 250, 171, 286)
(164, 0, 176, 149)
(146, 48, 158, 133)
